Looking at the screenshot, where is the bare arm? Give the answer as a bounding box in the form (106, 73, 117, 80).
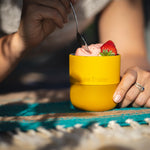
(99, 0, 150, 76)
(0, 33, 26, 82)
(99, 0, 150, 107)
(0, 0, 75, 82)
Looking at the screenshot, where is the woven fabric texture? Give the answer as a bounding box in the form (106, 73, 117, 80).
(0, 100, 150, 131)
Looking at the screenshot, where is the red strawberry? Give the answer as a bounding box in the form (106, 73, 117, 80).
(100, 40, 117, 56)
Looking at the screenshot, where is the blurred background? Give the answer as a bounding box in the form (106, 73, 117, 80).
(0, 0, 150, 94)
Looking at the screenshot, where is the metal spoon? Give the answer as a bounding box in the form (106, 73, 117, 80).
(70, 2, 89, 52)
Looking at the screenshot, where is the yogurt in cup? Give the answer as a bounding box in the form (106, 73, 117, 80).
(69, 41, 120, 111)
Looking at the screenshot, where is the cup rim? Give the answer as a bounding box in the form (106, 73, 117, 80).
(70, 53, 120, 57)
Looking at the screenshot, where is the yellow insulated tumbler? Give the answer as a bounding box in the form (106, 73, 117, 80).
(69, 54, 120, 111)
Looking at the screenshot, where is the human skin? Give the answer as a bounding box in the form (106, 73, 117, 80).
(0, 0, 76, 82)
(75, 0, 150, 108)
(99, 0, 150, 107)
(0, 0, 150, 108)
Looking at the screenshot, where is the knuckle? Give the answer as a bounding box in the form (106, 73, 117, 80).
(124, 72, 136, 82)
(52, 10, 60, 18)
(130, 66, 140, 72)
(119, 87, 126, 94)
(55, 0, 65, 11)
(128, 73, 136, 82)
(124, 68, 131, 74)
(125, 93, 134, 102)
(126, 66, 137, 72)
(52, 11, 63, 25)
(132, 66, 139, 70)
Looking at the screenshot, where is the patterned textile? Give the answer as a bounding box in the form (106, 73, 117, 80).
(0, 90, 150, 150)
(0, 95, 150, 131)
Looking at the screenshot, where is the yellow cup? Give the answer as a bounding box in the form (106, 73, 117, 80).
(69, 54, 120, 111)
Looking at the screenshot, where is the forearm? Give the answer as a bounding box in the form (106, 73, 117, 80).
(0, 32, 26, 82)
(98, 0, 150, 76)
(120, 54, 150, 75)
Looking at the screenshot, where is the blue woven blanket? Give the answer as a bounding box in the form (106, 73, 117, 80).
(0, 101, 150, 131)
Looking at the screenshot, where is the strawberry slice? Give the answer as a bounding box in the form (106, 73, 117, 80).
(100, 40, 117, 56)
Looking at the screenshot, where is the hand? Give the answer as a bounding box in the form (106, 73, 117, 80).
(17, 0, 76, 49)
(113, 66, 150, 107)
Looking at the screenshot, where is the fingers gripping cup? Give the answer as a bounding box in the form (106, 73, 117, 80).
(69, 42, 120, 111)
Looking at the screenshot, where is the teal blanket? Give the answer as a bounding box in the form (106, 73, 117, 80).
(0, 101, 150, 131)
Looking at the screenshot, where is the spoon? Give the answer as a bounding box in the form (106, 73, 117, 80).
(70, 2, 90, 52)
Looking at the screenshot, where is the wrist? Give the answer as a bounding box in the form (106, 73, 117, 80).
(11, 32, 29, 59)
(0, 32, 28, 81)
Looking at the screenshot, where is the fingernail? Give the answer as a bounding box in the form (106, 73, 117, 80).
(113, 94, 121, 103)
